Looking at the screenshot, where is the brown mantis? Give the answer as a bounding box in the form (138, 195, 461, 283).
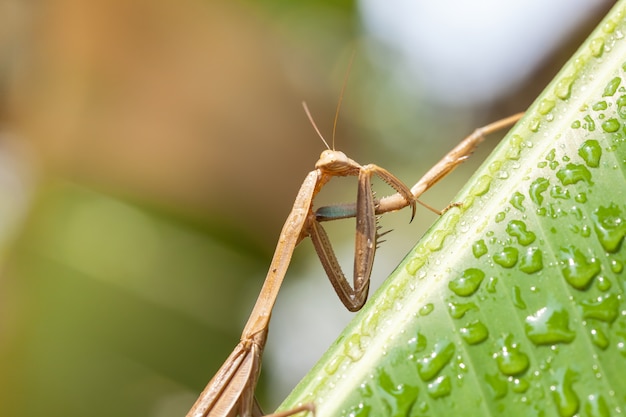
(185, 106, 523, 417)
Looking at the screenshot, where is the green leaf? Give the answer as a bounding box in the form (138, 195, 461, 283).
(280, 2, 626, 416)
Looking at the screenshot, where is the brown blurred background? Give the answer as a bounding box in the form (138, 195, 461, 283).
(0, 1, 615, 416)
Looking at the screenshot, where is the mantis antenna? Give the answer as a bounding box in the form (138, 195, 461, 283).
(331, 50, 356, 150)
(303, 50, 357, 151)
(302, 101, 332, 150)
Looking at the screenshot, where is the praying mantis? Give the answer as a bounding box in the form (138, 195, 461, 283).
(185, 104, 523, 417)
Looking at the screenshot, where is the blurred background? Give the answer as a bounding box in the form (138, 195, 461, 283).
(0, 0, 615, 416)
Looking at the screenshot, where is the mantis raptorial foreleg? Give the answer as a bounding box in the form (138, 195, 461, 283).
(300, 103, 416, 311)
(315, 112, 524, 222)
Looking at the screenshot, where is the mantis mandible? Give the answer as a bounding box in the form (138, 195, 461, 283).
(185, 107, 523, 417)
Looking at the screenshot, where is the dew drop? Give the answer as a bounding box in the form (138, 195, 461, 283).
(343, 401, 371, 417)
(406, 255, 426, 276)
(591, 203, 626, 253)
(592, 100, 608, 111)
(580, 293, 619, 323)
(581, 224, 591, 237)
(506, 220, 536, 246)
(375, 368, 419, 416)
(460, 320, 489, 345)
(378, 285, 397, 311)
(408, 331, 428, 353)
(551, 367, 580, 417)
(570, 205, 583, 221)
(595, 275, 611, 291)
(416, 340, 455, 381)
(448, 268, 485, 296)
(486, 276, 498, 293)
(427, 375, 451, 398)
(509, 191, 526, 212)
(525, 306, 575, 345)
(558, 246, 601, 290)
(344, 334, 364, 361)
(447, 301, 478, 319)
(493, 247, 519, 268)
(419, 303, 434, 316)
(539, 99, 556, 115)
(512, 285, 527, 309)
(472, 239, 488, 258)
(603, 77, 621, 97)
(529, 177, 549, 206)
(575, 192, 587, 203)
(589, 326, 609, 349)
(610, 258, 623, 273)
(590, 38, 605, 57)
(506, 135, 523, 160)
(489, 160, 503, 174)
(601, 118, 620, 132)
(555, 76, 574, 100)
(426, 229, 449, 251)
(325, 355, 343, 375)
(511, 378, 530, 393)
(520, 247, 543, 274)
(361, 310, 381, 337)
(494, 334, 530, 376)
(470, 175, 492, 196)
(604, 19, 617, 33)
(556, 163, 592, 186)
(527, 117, 540, 132)
(617, 95, 626, 118)
(584, 114, 596, 131)
(550, 185, 570, 200)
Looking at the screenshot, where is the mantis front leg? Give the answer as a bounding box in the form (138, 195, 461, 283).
(307, 160, 415, 311)
(315, 112, 524, 222)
